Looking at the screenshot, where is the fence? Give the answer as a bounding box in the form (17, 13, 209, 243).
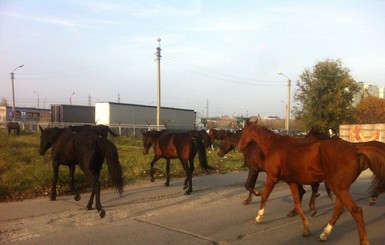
(2, 121, 166, 138)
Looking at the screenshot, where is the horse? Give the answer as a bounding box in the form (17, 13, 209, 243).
(39, 126, 124, 218)
(217, 130, 323, 217)
(207, 128, 230, 150)
(7, 122, 20, 135)
(189, 129, 212, 149)
(305, 129, 385, 205)
(69, 124, 118, 138)
(237, 120, 385, 244)
(142, 130, 215, 195)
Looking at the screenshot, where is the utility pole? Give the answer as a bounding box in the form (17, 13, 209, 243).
(10, 64, 24, 121)
(155, 38, 162, 129)
(278, 72, 291, 132)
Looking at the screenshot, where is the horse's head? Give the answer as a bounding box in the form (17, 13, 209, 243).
(237, 120, 258, 152)
(217, 137, 235, 157)
(142, 131, 154, 155)
(39, 126, 61, 155)
(207, 128, 216, 145)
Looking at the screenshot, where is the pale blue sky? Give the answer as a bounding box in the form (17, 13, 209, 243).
(1, 0, 385, 118)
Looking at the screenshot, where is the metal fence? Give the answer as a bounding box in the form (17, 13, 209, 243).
(3, 121, 167, 138)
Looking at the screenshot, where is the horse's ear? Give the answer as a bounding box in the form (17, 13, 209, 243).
(39, 125, 44, 132)
(249, 117, 258, 124)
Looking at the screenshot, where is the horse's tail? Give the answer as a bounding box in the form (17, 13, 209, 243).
(194, 137, 216, 171)
(103, 139, 124, 196)
(358, 146, 385, 197)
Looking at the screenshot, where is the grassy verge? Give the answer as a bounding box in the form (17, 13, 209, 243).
(0, 129, 246, 202)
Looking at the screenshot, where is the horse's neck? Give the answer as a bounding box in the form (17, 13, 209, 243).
(251, 128, 277, 155)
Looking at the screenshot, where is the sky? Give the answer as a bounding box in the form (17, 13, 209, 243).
(1, 0, 385, 118)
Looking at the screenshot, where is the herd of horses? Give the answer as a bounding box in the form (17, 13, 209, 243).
(35, 121, 385, 244)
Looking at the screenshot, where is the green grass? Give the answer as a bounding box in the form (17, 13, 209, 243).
(0, 129, 246, 201)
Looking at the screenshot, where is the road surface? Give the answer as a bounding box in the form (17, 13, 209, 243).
(1, 169, 384, 244)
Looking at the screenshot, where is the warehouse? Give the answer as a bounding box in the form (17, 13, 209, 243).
(95, 102, 196, 130)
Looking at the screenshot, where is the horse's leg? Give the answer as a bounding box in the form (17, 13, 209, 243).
(243, 170, 259, 205)
(287, 184, 306, 217)
(68, 165, 80, 201)
(149, 156, 161, 182)
(318, 191, 368, 245)
(288, 183, 311, 237)
(183, 155, 195, 190)
(94, 180, 105, 218)
(50, 161, 60, 201)
(369, 189, 379, 206)
(181, 159, 193, 195)
(309, 183, 320, 217)
(165, 159, 171, 186)
(255, 174, 278, 223)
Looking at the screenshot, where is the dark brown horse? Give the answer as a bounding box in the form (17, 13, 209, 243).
(142, 130, 215, 194)
(7, 122, 20, 135)
(190, 129, 212, 149)
(69, 124, 118, 138)
(207, 128, 230, 149)
(305, 129, 385, 205)
(237, 120, 385, 244)
(217, 131, 323, 217)
(39, 126, 123, 218)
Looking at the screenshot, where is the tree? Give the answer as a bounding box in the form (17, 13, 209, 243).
(0, 97, 8, 106)
(355, 96, 385, 123)
(293, 59, 359, 133)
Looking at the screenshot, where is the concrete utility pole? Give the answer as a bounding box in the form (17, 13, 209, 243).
(155, 38, 162, 129)
(10, 64, 24, 121)
(278, 72, 291, 132)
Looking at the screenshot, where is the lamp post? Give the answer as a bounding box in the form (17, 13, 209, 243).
(33, 91, 40, 109)
(70, 92, 75, 105)
(278, 72, 291, 132)
(10, 64, 24, 121)
(155, 38, 162, 129)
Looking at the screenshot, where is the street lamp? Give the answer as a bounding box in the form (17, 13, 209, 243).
(155, 37, 162, 129)
(70, 92, 75, 105)
(10, 64, 24, 121)
(33, 91, 40, 109)
(278, 72, 291, 132)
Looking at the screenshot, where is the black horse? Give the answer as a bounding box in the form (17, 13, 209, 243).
(7, 122, 20, 135)
(69, 124, 118, 138)
(39, 126, 123, 218)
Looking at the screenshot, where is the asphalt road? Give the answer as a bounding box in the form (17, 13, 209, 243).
(1, 169, 384, 245)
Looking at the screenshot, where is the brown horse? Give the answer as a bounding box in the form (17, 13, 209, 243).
(39, 126, 123, 218)
(142, 130, 215, 194)
(217, 131, 323, 217)
(207, 128, 230, 149)
(305, 129, 385, 205)
(7, 122, 20, 135)
(237, 120, 385, 244)
(190, 129, 212, 149)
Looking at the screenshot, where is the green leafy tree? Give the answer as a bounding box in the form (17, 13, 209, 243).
(355, 96, 385, 123)
(293, 59, 359, 133)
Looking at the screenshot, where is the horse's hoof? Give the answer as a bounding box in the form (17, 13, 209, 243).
(50, 197, 56, 201)
(183, 185, 188, 190)
(242, 200, 250, 205)
(311, 210, 317, 217)
(99, 209, 106, 218)
(315, 192, 320, 198)
(286, 210, 297, 217)
(369, 197, 377, 206)
(74, 193, 81, 201)
(164, 182, 170, 187)
(150, 178, 155, 182)
(302, 231, 311, 237)
(317, 236, 327, 242)
(87, 206, 93, 210)
(184, 191, 191, 195)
